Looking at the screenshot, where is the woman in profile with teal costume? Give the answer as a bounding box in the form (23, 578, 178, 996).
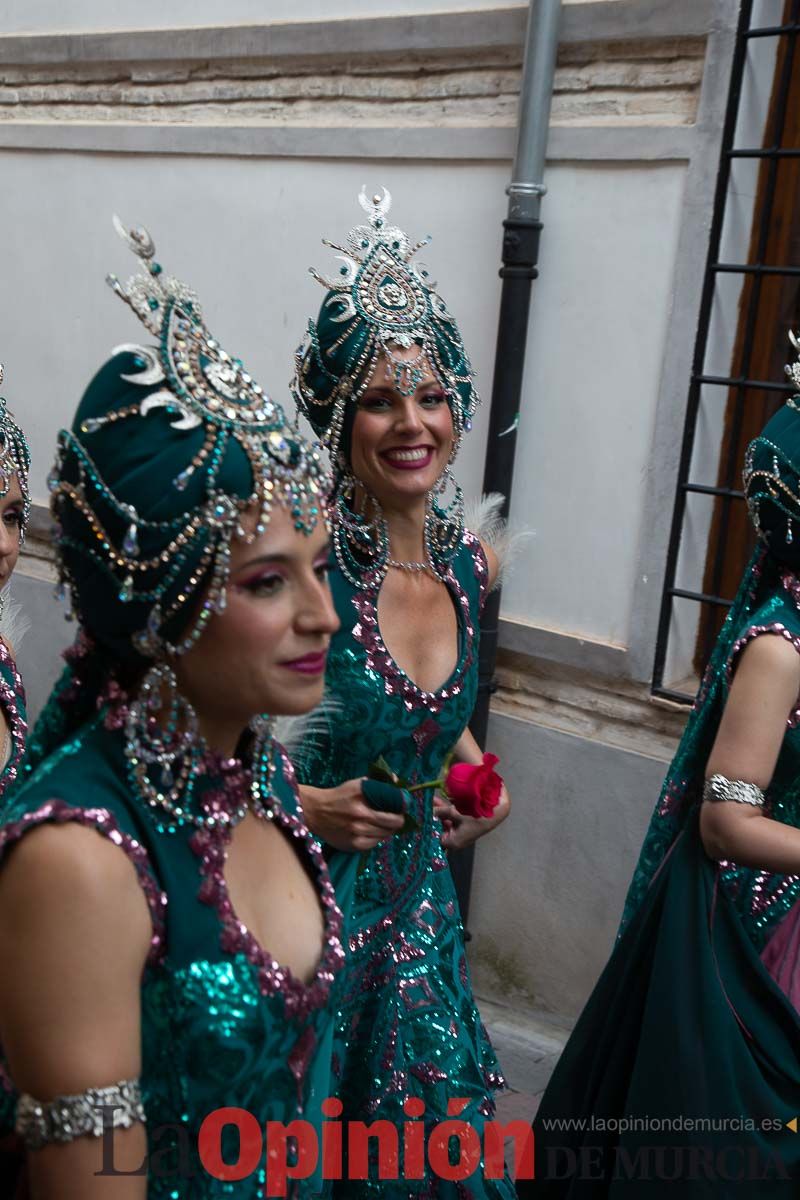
(522, 337, 800, 1197)
(0, 367, 31, 802)
(290, 188, 517, 1197)
(0, 218, 346, 1198)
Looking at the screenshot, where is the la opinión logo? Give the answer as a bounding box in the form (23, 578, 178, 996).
(197, 1097, 533, 1196)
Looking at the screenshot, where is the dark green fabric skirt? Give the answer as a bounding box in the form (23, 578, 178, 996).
(520, 814, 800, 1197)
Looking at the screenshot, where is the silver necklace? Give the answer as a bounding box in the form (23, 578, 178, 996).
(386, 557, 435, 575)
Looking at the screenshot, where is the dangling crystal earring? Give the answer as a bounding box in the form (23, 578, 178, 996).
(332, 468, 390, 587)
(124, 662, 228, 830)
(249, 713, 278, 820)
(787, 517, 794, 546)
(0, 588, 7, 625)
(424, 465, 464, 579)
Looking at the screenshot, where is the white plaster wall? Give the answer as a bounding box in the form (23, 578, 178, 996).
(471, 710, 668, 1016)
(1, 0, 606, 35)
(0, 151, 504, 506)
(0, 150, 692, 650)
(501, 161, 687, 647)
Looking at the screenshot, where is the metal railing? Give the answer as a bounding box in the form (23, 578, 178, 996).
(652, 0, 800, 703)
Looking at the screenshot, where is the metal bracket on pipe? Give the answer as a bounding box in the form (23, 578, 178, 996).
(507, 181, 548, 198)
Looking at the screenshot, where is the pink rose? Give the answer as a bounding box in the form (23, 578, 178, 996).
(445, 753, 503, 819)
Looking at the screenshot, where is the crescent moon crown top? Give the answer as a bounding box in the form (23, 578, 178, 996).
(292, 186, 480, 462)
(46, 217, 329, 659)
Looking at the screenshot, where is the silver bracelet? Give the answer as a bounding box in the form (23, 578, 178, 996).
(703, 774, 765, 808)
(15, 1078, 145, 1150)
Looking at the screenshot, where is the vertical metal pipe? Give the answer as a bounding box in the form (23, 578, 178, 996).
(450, 0, 563, 922)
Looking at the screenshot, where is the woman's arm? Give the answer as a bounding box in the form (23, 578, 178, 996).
(0, 821, 152, 1199)
(299, 781, 405, 852)
(700, 633, 800, 871)
(436, 726, 511, 851)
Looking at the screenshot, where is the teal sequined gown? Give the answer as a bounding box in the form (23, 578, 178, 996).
(0, 700, 345, 1200)
(524, 555, 800, 1198)
(294, 532, 516, 1198)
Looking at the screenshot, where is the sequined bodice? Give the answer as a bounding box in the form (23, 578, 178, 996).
(295, 532, 487, 901)
(297, 532, 486, 789)
(0, 715, 343, 1198)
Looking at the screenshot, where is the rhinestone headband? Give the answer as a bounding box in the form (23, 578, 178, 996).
(49, 217, 330, 659)
(293, 186, 479, 461)
(0, 365, 32, 541)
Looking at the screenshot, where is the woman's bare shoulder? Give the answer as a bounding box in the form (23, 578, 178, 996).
(0, 819, 152, 966)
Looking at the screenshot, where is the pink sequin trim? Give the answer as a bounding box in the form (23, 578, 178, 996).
(189, 748, 345, 1023)
(0, 641, 27, 789)
(727, 622, 800, 727)
(657, 777, 688, 818)
(350, 556, 477, 717)
(463, 529, 489, 615)
(0, 801, 166, 965)
(781, 568, 800, 610)
(749, 866, 800, 919)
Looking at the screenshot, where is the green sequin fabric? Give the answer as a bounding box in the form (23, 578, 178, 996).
(621, 547, 800, 951)
(0, 714, 344, 1199)
(293, 533, 516, 1198)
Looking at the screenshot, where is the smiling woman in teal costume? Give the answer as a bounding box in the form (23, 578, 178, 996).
(290, 188, 516, 1197)
(0, 218, 345, 1199)
(521, 338, 800, 1198)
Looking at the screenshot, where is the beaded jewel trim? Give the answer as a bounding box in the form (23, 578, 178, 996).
(744, 436, 800, 548)
(293, 187, 479, 461)
(49, 217, 330, 658)
(0, 800, 167, 965)
(463, 528, 490, 614)
(0, 640, 27, 790)
(190, 748, 345, 1022)
(350, 554, 476, 716)
(0, 366, 32, 541)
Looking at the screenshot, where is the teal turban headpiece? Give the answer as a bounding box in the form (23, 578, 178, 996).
(0, 365, 32, 540)
(292, 187, 480, 466)
(744, 337, 800, 570)
(49, 217, 329, 667)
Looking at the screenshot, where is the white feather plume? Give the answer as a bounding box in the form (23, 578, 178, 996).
(0, 589, 30, 655)
(463, 492, 533, 590)
(275, 692, 345, 763)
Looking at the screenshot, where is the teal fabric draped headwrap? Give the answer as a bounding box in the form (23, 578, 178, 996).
(292, 187, 479, 467)
(621, 366, 800, 931)
(23, 217, 329, 779)
(53, 351, 253, 665)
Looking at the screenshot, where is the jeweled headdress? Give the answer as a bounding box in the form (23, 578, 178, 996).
(49, 217, 329, 661)
(0, 365, 32, 542)
(744, 330, 800, 563)
(292, 187, 479, 463)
